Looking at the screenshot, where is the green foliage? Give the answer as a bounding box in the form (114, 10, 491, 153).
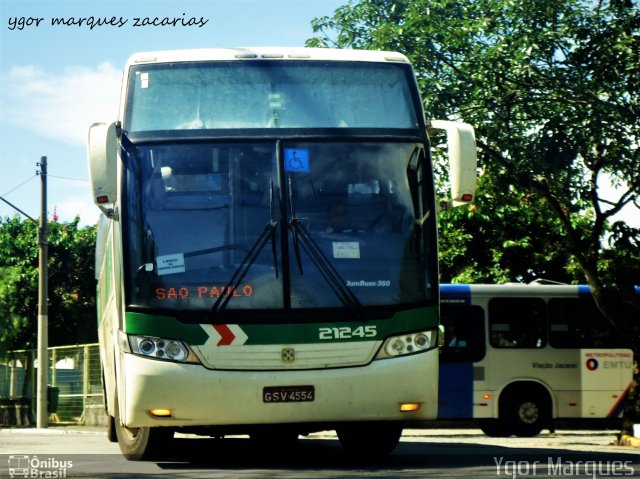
(0, 216, 97, 354)
(438, 174, 576, 284)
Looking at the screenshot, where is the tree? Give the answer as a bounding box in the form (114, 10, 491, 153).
(0, 216, 97, 356)
(307, 0, 640, 345)
(437, 173, 580, 284)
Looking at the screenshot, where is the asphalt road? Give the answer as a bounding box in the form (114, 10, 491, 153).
(1, 426, 638, 478)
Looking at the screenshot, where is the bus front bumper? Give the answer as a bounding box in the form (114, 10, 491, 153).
(121, 351, 438, 428)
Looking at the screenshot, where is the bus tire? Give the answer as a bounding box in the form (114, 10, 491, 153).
(477, 419, 510, 437)
(506, 392, 548, 437)
(114, 397, 174, 460)
(336, 422, 402, 457)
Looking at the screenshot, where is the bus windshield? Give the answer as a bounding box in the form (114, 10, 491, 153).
(124, 140, 436, 318)
(124, 61, 420, 131)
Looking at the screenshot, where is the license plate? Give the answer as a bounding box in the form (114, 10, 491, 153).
(263, 385, 315, 403)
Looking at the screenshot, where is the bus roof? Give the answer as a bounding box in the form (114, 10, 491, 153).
(440, 283, 592, 299)
(441, 283, 640, 302)
(125, 47, 411, 68)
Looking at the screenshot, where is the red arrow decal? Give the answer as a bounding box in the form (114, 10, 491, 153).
(213, 324, 236, 346)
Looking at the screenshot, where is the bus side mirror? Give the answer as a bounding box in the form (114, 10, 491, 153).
(88, 122, 118, 219)
(428, 120, 477, 210)
(438, 324, 446, 349)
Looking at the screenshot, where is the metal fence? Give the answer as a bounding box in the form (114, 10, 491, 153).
(0, 343, 106, 426)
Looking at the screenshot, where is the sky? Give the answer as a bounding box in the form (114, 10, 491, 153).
(0, 0, 346, 225)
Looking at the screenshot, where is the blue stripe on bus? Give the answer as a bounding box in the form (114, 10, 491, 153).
(579, 285, 639, 297)
(438, 362, 474, 418)
(578, 285, 592, 298)
(440, 284, 472, 305)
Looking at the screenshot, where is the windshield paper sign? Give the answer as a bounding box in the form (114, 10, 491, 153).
(332, 241, 360, 259)
(156, 253, 186, 276)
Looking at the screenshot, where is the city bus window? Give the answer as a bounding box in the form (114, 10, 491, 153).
(489, 298, 546, 348)
(440, 304, 485, 362)
(548, 298, 626, 348)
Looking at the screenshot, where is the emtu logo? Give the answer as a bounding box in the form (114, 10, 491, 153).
(586, 358, 599, 371)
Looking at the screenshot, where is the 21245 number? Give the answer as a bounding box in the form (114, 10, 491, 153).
(318, 325, 377, 340)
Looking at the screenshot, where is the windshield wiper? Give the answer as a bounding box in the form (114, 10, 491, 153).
(206, 180, 278, 321)
(287, 177, 366, 321)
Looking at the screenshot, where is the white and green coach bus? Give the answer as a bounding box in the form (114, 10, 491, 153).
(439, 282, 634, 437)
(88, 47, 477, 460)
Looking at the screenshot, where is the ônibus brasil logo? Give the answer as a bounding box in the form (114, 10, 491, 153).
(585, 358, 599, 371)
(8, 455, 73, 478)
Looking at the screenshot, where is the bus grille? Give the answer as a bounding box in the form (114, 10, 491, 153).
(193, 341, 381, 370)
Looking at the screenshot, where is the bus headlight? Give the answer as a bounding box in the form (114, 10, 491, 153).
(125, 333, 201, 364)
(375, 330, 438, 359)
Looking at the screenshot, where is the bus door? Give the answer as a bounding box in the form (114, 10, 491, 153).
(438, 301, 485, 418)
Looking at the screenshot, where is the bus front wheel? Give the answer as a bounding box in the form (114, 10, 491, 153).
(336, 422, 402, 457)
(114, 398, 174, 460)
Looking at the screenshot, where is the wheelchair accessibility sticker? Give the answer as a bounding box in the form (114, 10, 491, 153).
(284, 149, 310, 172)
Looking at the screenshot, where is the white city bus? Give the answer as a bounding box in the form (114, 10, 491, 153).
(439, 282, 634, 437)
(88, 47, 477, 459)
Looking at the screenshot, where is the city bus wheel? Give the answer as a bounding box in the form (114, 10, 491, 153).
(477, 419, 510, 437)
(336, 422, 402, 457)
(114, 398, 174, 460)
(508, 394, 548, 437)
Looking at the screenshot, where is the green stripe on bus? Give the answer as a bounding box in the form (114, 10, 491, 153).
(124, 307, 437, 346)
(241, 307, 437, 344)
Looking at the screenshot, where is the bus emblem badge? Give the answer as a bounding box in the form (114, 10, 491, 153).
(281, 348, 296, 363)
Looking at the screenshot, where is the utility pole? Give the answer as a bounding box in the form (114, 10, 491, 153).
(36, 156, 48, 429)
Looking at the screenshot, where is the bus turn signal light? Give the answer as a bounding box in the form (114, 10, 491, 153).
(149, 409, 172, 417)
(400, 403, 421, 412)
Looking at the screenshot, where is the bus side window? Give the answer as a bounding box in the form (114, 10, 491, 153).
(548, 298, 626, 348)
(440, 304, 486, 363)
(488, 298, 546, 349)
